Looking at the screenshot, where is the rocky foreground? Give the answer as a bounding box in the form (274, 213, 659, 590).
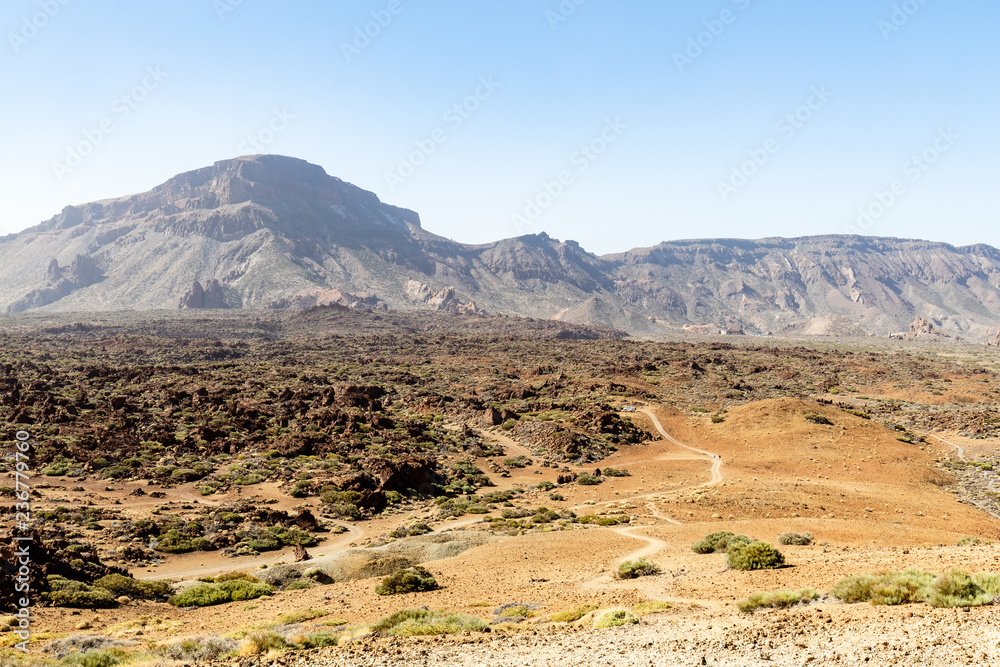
(214, 605, 1000, 667)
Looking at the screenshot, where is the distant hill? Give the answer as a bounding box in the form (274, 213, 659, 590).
(3, 154, 999, 339)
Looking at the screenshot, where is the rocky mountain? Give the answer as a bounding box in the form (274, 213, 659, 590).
(3, 154, 1000, 339)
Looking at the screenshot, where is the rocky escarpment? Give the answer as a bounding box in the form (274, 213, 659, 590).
(4, 155, 1000, 339)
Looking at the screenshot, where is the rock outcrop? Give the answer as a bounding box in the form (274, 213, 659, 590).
(405, 280, 486, 316)
(178, 279, 227, 309)
(265, 288, 386, 311)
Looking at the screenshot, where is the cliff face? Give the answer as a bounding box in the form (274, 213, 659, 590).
(3, 155, 1000, 339)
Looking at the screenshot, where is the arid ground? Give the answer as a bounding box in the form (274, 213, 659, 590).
(3, 309, 1000, 666)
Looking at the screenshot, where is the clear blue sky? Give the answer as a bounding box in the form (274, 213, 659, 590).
(2, 0, 998, 254)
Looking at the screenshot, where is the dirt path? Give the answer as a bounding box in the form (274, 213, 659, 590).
(640, 407, 723, 487)
(921, 431, 966, 461)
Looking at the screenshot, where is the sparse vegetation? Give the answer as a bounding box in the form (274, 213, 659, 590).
(615, 558, 660, 579)
(691, 531, 751, 554)
(369, 608, 486, 636)
(831, 570, 936, 605)
(778, 532, 814, 546)
(375, 566, 438, 595)
(738, 588, 819, 613)
(726, 541, 785, 571)
(551, 604, 599, 623)
(168, 580, 274, 607)
(593, 608, 639, 629)
(804, 413, 833, 426)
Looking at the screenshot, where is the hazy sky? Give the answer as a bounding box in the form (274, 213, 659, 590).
(2, 0, 998, 254)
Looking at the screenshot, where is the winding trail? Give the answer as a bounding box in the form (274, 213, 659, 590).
(920, 431, 965, 461)
(639, 407, 723, 488)
(137, 406, 722, 583)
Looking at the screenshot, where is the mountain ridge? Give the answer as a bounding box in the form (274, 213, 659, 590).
(3, 154, 1000, 340)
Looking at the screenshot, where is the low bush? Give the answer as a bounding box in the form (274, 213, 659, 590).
(551, 604, 599, 623)
(616, 558, 660, 579)
(738, 588, 819, 613)
(927, 569, 994, 608)
(213, 571, 259, 584)
(778, 532, 814, 546)
(576, 473, 602, 486)
(593, 608, 639, 629)
(375, 566, 438, 595)
(803, 413, 833, 425)
(238, 630, 287, 656)
(91, 574, 173, 600)
(390, 522, 432, 539)
(370, 608, 486, 636)
(62, 649, 124, 667)
(956, 536, 988, 546)
(168, 580, 274, 607)
(158, 636, 237, 663)
(602, 468, 630, 477)
(726, 541, 785, 571)
(44, 577, 117, 608)
(691, 531, 750, 554)
(831, 569, 935, 605)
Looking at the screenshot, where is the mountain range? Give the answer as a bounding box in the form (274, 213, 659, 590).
(3, 154, 1000, 340)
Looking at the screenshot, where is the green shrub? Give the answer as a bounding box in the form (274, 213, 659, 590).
(738, 588, 819, 613)
(616, 558, 660, 579)
(778, 532, 814, 546)
(593, 608, 639, 629)
(375, 566, 438, 596)
(551, 604, 598, 623)
(238, 630, 287, 655)
(691, 531, 750, 554)
(92, 574, 173, 600)
(213, 571, 259, 584)
(726, 541, 785, 571)
(154, 529, 194, 553)
(831, 570, 935, 605)
(44, 576, 117, 608)
(296, 631, 339, 648)
(803, 413, 833, 425)
(956, 536, 988, 546)
(711, 414, 725, 424)
(63, 649, 123, 667)
(602, 468, 630, 477)
(927, 569, 994, 608)
(168, 580, 273, 607)
(372, 608, 487, 636)
(576, 473, 602, 486)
